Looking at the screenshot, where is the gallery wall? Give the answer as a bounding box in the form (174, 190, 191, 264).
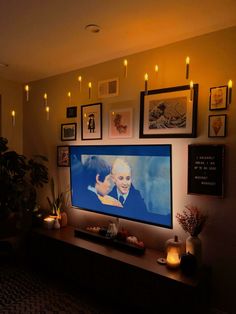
(20, 26, 236, 313)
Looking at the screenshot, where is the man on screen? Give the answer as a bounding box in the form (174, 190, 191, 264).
(109, 158, 147, 215)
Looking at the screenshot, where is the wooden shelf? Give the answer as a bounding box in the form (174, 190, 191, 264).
(32, 225, 206, 288)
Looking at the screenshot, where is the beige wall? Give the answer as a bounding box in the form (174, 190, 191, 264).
(23, 27, 236, 313)
(0, 77, 23, 152)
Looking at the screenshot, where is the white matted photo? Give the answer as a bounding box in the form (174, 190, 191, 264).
(81, 103, 102, 140)
(208, 114, 227, 137)
(109, 108, 133, 138)
(98, 78, 119, 98)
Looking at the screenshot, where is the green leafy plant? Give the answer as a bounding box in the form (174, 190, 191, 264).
(46, 177, 69, 216)
(0, 136, 49, 221)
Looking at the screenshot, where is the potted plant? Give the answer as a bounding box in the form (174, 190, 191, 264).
(0, 137, 49, 237)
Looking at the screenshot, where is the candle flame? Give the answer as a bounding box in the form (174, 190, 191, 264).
(186, 56, 190, 64)
(123, 59, 128, 66)
(11, 110, 15, 117)
(45, 106, 50, 113)
(228, 79, 233, 88)
(190, 80, 194, 89)
(88, 82, 92, 88)
(155, 65, 159, 72)
(144, 73, 148, 81)
(78, 76, 82, 82)
(25, 85, 29, 92)
(67, 91, 71, 98)
(44, 93, 47, 100)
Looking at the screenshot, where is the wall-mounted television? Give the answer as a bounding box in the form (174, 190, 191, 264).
(69, 145, 172, 229)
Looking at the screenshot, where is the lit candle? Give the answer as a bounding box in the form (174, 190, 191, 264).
(43, 217, 54, 229)
(43, 93, 47, 106)
(45, 105, 50, 120)
(11, 110, 16, 126)
(25, 84, 29, 101)
(123, 59, 128, 78)
(185, 56, 190, 79)
(190, 80, 194, 101)
(155, 64, 159, 75)
(144, 73, 148, 95)
(166, 249, 181, 268)
(67, 91, 71, 105)
(228, 79, 233, 104)
(78, 75, 82, 91)
(88, 82, 92, 99)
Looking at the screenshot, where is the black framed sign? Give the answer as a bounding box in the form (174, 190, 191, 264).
(188, 144, 225, 197)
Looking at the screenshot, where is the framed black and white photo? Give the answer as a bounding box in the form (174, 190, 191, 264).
(209, 85, 228, 110)
(208, 114, 227, 137)
(61, 123, 77, 141)
(81, 103, 102, 140)
(140, 84, 198, 138)
(57, 145, 70, 167)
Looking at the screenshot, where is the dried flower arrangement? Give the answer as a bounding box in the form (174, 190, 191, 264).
(176, 205, 208, 237)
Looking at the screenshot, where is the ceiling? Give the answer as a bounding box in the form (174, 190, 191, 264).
(0, 0, 236, 83)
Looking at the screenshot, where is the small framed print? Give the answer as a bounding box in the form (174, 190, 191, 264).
(61, 123, 77, 141)
(98, 78, 119, 98)
(57, 146, 70, 167)
(109, 108, 133, 138)
(208, 114, 227, 138)
(66, 106, 77, 118)
(81, 103, 102, 140)
(209, 85, 228, 110)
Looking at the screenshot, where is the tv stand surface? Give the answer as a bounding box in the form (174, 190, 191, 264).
(31, 225, 207, 288)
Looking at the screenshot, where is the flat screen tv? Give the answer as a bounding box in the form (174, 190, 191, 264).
(69, 145, 172, 228)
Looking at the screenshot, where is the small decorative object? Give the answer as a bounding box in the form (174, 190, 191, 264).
(61, 123, 77, 141)
(88, 82, 92, 99)
(98, 78, 119, 98)
(140, 84, 198, 138)
(208, 114, 227, 138)
(228, 79, 232, 104)
(185, 56, 190, 79)
(166, 235, 183, 269)
(78, 75, 82, 91)
(66, 106, 77, 118)
(43, 93, 47, 106)
(109, 108, 133, 139)
(57, 146, 70, 167)
(43, 217, 55, 229)
(157, 257, 167, 265)
(209, 85, 228, 110)
(180, 252, 197, 276)
(190, 80, 194, 101)
(176, 205, 208, 266)
(81, 103, 102, 140)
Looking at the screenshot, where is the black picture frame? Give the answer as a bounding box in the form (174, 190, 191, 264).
(66, 106, 77, 118)
(188, 144, 225, 197)
(139, 84, 198, 138)
(81, 103, 102, 140)
(209, 85, 228, 110)
(208, 114, 227, 138)
(57, 145, 70, 167)
(61, 123, 77, 141)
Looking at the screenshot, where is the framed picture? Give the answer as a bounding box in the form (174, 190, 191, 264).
(98, 78, 119, 98)
(108, 108, 133, 138)
(188, 144, 225, 197)
(208, 114, 227, 137)
(57, 146, 70, 167)
(139, 84, 198, 138)
(209, 85, 228, 110)
(66, 106, 77, 118)
(81, 103, 102, 140)
(61, 123, 77, 141)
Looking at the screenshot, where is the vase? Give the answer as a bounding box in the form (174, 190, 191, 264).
(186, 235, 202, 267)
(59, 212, 68, 227)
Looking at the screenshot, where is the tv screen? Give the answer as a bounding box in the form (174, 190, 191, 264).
(69, 145, 172, 228)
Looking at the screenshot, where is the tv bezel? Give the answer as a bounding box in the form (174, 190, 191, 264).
(69, 144, 173, 229)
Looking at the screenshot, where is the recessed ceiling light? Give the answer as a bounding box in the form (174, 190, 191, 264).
(85, 24, 101, 33)
(0, 62, 8, 68)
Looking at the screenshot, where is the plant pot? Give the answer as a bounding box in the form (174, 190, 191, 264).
(59, 212, 68, 227)
(186, 235, 202, 267)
